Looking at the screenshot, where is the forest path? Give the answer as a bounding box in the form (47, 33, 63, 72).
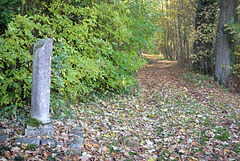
(77, 54, 240, 160)
(1, 54, 239, 161)
(137, 54, 240, 107)
(137, 54, 178, 90)
(133, 54, 240, 160)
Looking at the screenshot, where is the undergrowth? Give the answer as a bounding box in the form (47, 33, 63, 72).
(0, 0, 159, 117)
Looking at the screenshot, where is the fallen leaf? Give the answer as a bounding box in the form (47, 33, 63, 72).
(21, 143, 27, 150)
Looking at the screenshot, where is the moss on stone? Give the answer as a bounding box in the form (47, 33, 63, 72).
(26, 144, 38, 151)
(26, 117, 41, 127)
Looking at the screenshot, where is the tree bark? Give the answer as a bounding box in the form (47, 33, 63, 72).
(174, 19, 179, 60)
(215, 0, 238, 85)
(178, 0, 184, 66)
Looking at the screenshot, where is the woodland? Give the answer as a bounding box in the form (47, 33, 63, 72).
(0, 0, 240, 160)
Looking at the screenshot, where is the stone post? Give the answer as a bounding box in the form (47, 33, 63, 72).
(25, 38, 54, 136)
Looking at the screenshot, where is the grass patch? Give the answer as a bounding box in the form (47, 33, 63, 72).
(182, 72, 232, 92)
(26, 144, 38, 151)
(214, 127, 230, 141)
(183, 72, 215, 88)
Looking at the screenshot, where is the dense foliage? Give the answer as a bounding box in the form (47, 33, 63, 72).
(228, 6, 240, 79)
(0, 0, 21, 34)
(228, 20, 240, 92)
(192, 0, 218, 75)
(0, 0, 160, 115)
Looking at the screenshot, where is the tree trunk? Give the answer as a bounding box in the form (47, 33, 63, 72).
(178, 0, 184, 66)
(174, 19, 180, 60)
(215, 0, 238, 85)
(163, 30, 168, 58)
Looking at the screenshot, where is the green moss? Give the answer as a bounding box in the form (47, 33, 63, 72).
(26, 144, 37, 151)
(26, 117, 41, 127)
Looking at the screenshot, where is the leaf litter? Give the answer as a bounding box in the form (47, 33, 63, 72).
(0, 54, 239, 160)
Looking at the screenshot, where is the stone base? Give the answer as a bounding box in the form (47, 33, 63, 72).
(41, 138, 56, 148)
(3, 123, 83, 154)
(25, 123, 54, 136)
(14, 137, 40, 146)
(14, 137, 57, 148)
(0, 133, 8, 142)
(68, 127, 84, 154)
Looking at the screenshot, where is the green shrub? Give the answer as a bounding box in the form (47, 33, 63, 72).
(225, 22, 240, 78)
(0, 0, 21, 34)
(1, 1, 158, 115)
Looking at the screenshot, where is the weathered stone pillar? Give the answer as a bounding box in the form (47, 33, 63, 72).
(15, 38, 84, 151)
(25, 38, 54, 136)
(31, 38, 52, 124)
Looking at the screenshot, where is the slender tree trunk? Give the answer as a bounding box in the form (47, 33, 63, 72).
(183, 15, 190, 67)
(167, 27, 171, 59)
(170, 27, 174, 60)
(215, 0, 238, 85)
(165, 0, 171, 59)
(174, 19, 180, 60)
(178, 0, 184, 66)
(171, 20, 176, 60)
(184, 25, 190, 68)
(188, 18, 193, 68)
(163, 30, 167, 58)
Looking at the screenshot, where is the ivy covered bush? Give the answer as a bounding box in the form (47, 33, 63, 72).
(230, 24, 240, 79)
(230, 23, 240, 92)
(0, 0, 159, 113)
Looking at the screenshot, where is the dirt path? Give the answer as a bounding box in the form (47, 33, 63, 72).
(138, 54, 240, 107)
(138, 56, 178, 90)
(135, 54, 240, 160)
